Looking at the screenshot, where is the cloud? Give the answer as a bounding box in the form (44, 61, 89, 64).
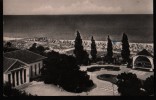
(3, 0, 153, 15)
(32, 0, 122, 14)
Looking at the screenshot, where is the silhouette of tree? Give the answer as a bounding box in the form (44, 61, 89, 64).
(36, 45, 45, 55)
(91, 36, 97, 62)
(116, 72, 142, 96)
(5, 42, 12, 47)
(73, 31, 89, 65)
(28, 43, 45, 55)
(3, 42, 19, 53)
(29, 43, 37, 52)
(143, 75, 154, 95)
(121, 33, 130, 63)
(106, 35, 113, 64)
(42, 50, 94, 93)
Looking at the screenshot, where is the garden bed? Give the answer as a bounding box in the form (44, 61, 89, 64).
(87, 66, 120, 72)
(97, 74, 117, 84)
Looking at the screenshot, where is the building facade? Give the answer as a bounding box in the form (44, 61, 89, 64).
(3, 50, 47, 87)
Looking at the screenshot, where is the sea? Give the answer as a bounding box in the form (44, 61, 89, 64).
(3, 14, 153, 43)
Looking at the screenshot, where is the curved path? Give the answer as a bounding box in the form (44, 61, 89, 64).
(22, 64, 153, 96)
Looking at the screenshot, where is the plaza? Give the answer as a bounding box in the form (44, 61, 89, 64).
(19, 64, 153, 96)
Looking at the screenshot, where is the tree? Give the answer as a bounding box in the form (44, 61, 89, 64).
(106, 35, 113, 64)
(29, 43, 45, 55)
(90, 36, 97, 62)
(3, 42, 19, 53)
(36, 45, 45, 55)
(5, 42, 12, 47)
(42, 50, 94, 93)
(29, 43, 37, 52)
(116, 72, 142, 96)
(121, 33, 130, 63)
(82, 50, 90, 65)
(143, 75, 154, 95)
(73, 31, 89, 65)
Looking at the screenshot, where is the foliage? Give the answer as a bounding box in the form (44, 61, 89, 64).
(143, 75, 154, 95)
(87, 66, 120, 72)
(91, 36, 97, 62)
(73, 31, 89, 65)
(28, 43, 45, 56)
(3, 42, 19, 53)
(5, 42, 12, 47)
(42, 50, 94, 93)
(127, 58, 132, 68)
(3, 82, 35, 96)
(105, 35, 113, 64)
(29, 43, 37, 52)
(116, 72, 142, 96)
(121, 33, 130, 63)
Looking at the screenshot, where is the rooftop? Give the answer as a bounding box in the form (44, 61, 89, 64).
(4, 50, 47, 64)
(137, 49, 153, 57)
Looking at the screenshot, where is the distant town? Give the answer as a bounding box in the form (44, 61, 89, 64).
(3, 36, 153, 55)
(3, 31, 154, 96)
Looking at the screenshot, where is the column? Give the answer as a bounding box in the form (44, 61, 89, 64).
(35, 64, 37, 76)
(148, 57, 154, 72)
(10, 73, 13, 86)
(132, 56, 137, 69)
(36, 65, 38, 75)
(32, 65, 34, 77)
(18, 71, 21, 85)
(26, 68, 29, 83)
(22, 69, 25, 83)
(14, 71, 17, 87)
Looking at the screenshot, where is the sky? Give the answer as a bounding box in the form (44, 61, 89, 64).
(3, 0, 153, 15)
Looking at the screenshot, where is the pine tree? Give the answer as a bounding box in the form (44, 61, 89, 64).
(91, 36, 97, 62)
(73, 31, 84, 65)
(121, 33, 130, 63)
(106, 35, 113, 63)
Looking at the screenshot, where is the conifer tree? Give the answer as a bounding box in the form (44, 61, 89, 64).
(74, 31, 84, 65)
(91, 36, 97, 62)
(121, 33, 130, 63)
(106, 35, 113, 63)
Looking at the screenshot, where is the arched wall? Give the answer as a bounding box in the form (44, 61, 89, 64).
(132, 55, 154, 71)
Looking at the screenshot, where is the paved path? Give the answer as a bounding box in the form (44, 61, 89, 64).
(22, 64, 153, 96)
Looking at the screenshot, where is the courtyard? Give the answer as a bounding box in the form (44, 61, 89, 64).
(19, 64, 153, 96)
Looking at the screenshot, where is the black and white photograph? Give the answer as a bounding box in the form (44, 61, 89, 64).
(3, 0, 154, 96)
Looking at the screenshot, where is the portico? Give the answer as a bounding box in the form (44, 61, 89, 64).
(7, 68, 29, 87)
(3, 50, 47, 88)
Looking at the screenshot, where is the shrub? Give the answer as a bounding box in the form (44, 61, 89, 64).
(116, 72, 142, 96)
(3, 82, 35, 96)
(143, 75, 154, 95)
(42, 51, 94, 93)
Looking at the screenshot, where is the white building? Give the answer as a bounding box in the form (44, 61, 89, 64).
(3, 50, 47, 87)
(132, 49, 154, 71)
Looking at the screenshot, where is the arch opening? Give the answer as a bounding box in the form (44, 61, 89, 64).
(134, 56, 152, 68)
